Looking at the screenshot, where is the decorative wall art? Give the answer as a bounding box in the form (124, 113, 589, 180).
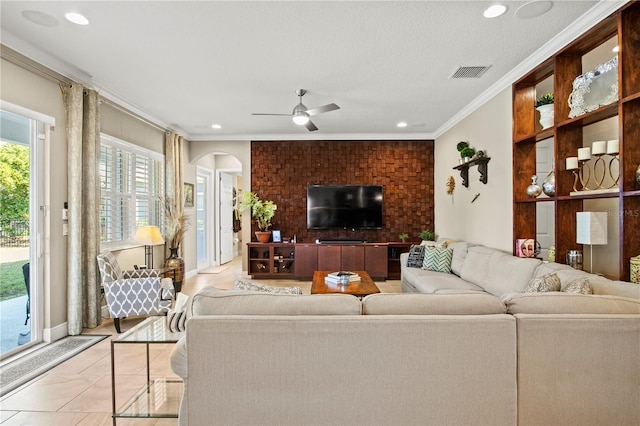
(568, 56, 618, 118)
(184, 183, 194, 207)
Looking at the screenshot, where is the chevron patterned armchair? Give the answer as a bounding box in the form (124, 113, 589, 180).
(97, 251, 174, 333)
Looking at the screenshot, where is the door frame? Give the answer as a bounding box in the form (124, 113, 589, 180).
(216, 168, 241, 265)
(196, 166, 214, 271)
(0, 101, 52, 358)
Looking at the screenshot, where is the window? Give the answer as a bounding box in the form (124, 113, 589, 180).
(99, 134, 164, 245)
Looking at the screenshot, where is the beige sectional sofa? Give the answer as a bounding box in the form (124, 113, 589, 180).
(171, 243, 640, 425)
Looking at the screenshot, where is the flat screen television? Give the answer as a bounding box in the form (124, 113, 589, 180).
(307, 185, 383, 230)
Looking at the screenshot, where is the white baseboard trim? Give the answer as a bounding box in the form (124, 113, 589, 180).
(185, 269, 198, 280)
(44, 321, 68, 343)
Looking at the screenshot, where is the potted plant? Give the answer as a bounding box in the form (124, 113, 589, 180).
(535, 92, 554, 129)
(164, 196, 188, 292)
(419, 229, 435, 242)
(240, 191, 277, 243)
(456, 141, 475, 162)
(399, 232, 409, 243)
(460, 146, 476, 162)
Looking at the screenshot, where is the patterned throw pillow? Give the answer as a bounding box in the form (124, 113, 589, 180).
(421, 246, 453, 273)
(234, 279, 302, 295)
(406, 245, 426, 268)
(562, 277, 593, 294)
(525, 272, 561, 293)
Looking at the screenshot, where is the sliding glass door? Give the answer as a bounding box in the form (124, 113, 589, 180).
(0, 108, 45, 359)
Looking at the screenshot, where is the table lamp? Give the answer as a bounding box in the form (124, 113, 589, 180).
(576, 212, 608, 273)
(134, 225, 164, 268)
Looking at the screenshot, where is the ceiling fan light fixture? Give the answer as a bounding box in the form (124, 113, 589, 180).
(293, 112, 309, 125)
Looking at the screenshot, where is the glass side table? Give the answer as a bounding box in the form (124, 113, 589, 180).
(111, 316, 184, 425)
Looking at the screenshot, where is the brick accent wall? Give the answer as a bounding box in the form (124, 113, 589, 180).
(250, 140, 434, 243)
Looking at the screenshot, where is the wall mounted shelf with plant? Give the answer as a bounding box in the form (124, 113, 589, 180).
(453, 157, 491, 188)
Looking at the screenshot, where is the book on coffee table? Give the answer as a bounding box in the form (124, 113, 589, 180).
(325, 271, 361, 283)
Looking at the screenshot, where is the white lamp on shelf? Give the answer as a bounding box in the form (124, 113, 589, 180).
(134, 225, 164, 269)
(576, 212, 608, 274)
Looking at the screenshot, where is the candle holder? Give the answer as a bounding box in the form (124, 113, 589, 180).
(571, 169, 580, 192)
(608, 153, 620, 188)
(592, 152, 606, 189)
(578, 159, 592, 191)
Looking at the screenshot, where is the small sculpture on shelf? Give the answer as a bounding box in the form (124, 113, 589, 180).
(526, 175, 542, 198)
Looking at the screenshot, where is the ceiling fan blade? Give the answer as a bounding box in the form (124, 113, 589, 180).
(305, 120, 318, 132)
(251, 113, 292, 116)
(305, 103, 340, 117)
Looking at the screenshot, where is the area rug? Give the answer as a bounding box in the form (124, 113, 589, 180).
(200, 265, 229, 274)
(0, 334, 108, 396)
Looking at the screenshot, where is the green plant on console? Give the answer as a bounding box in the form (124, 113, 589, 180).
(239, 191, 277, 231)
(399, 232, 409, 242)
(419, 230, 435, 241)
(535, 92, 554, 107)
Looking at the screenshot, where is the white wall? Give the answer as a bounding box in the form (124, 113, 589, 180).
(434, 88, 513, 252)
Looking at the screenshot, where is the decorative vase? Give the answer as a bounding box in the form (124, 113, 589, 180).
(566, 250, 583, 271)
(526, 175, 542, 198)
(536, 104, 554, 129)
(636, 164, 640, 185)
(542, 169, 556, 196)
(255, 231, 271, 243)
(165, 247, 184, 293)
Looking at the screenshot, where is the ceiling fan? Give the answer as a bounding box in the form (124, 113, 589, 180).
(252, 89, 340, 132)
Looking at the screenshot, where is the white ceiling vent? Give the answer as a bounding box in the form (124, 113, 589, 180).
(450, 66, 491, 79)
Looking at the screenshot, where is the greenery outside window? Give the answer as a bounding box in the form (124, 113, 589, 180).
(99, 133, 164, 247)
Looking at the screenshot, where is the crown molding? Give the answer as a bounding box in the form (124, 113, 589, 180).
(188, 132, 435, 142)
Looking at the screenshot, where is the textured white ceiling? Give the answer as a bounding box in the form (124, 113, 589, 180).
(0, 1, 622, 140)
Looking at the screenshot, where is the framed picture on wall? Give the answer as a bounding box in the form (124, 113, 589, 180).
(272, 230, 281, 243)
(184, 183, 194, 207)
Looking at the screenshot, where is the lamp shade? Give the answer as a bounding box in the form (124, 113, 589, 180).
(576, 212, 608, 245)
(134, 226, 164, 246)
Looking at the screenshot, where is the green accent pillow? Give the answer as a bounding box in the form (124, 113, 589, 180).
(422, 246, 453, 273)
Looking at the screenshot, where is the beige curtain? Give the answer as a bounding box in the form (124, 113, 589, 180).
(61, 83, 102, 334)
(165, 132, 184, 253)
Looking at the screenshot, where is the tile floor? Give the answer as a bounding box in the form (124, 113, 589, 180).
(0, 256, 401, 425)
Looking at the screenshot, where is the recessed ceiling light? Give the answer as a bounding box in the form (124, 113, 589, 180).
(516, 1, 553, 19)
(397, 122, 408, 128)
(211, 124, 222, 129)
(612, 46, 620, 53)
(484, 4, 507, 18)
(65, 12, 89, 26)
(21, 10, 59, 27)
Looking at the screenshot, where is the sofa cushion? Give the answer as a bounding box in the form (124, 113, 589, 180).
(234, 279, 302, 294)
(460, 246, 541, 296)
(592, 280, 640, 299)
(190, 286, 361, 316)
(525, 273, 561, 293)
(562, 277, 592, 294)
(459, 245, 495, 286)
(448, 241, 468, 276)
(406, 244, 426, 268)
(362, 293, 506, 315)
(502, 292, 640, 314)
(401, 265, 485, 293)
(422, 246, 453, 273)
